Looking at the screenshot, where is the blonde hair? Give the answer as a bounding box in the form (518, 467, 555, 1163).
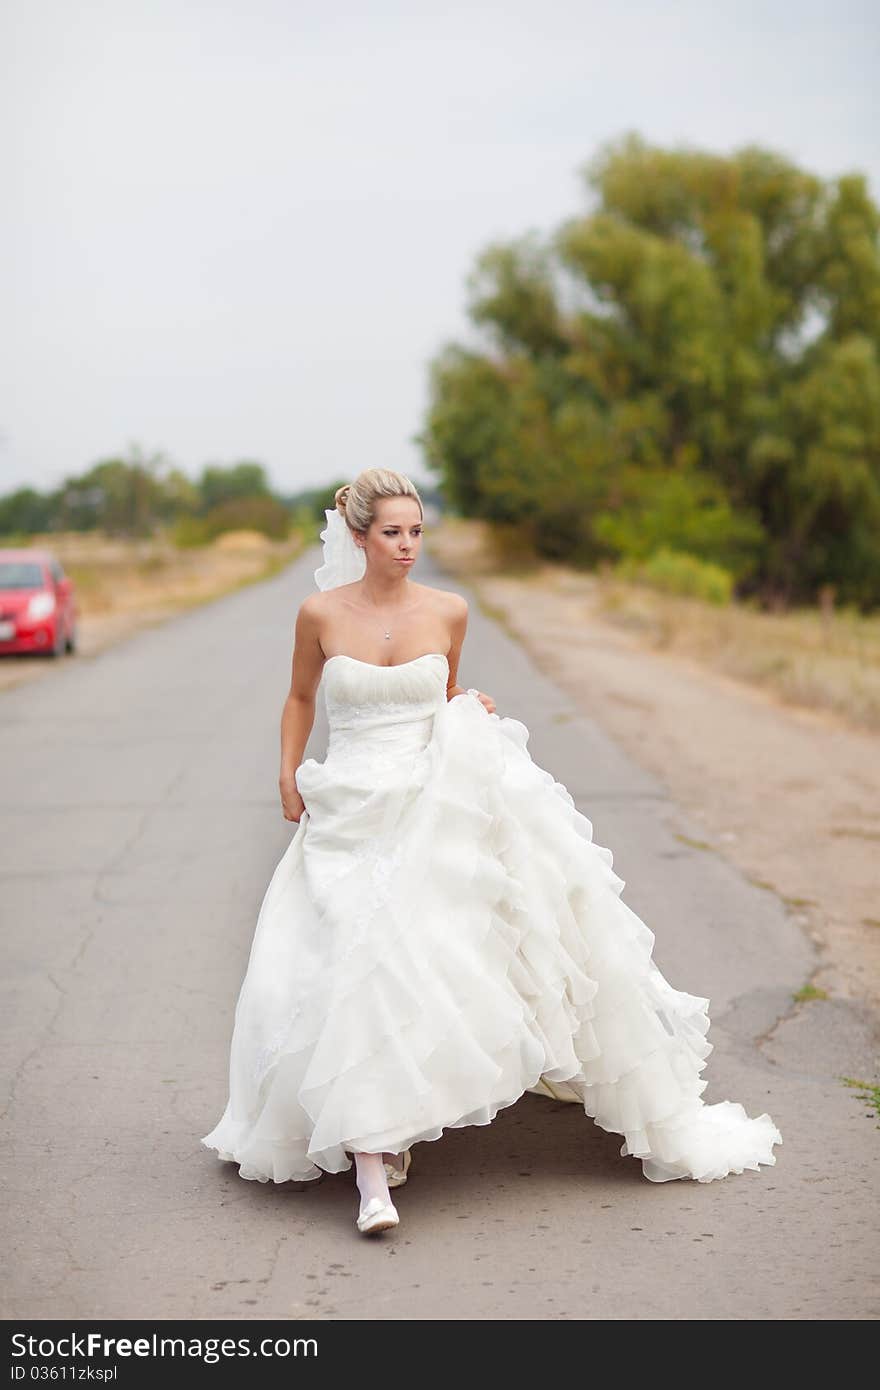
(334, 468, 423, 536)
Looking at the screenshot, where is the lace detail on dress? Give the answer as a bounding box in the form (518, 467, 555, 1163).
(327, 716, 435, 767)
(346, 835, 405, 946)
(254, 1025, 293, 1085)
(325, 697, 438, 737)
(251, 832, 407, 1086)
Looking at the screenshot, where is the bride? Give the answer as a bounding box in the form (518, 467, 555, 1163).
(201, 467, 782, 1236)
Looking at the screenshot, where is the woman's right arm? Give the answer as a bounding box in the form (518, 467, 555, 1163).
(279, 596, 325, 822)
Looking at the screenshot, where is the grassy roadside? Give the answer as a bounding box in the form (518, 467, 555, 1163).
(426, 518, 880, 734)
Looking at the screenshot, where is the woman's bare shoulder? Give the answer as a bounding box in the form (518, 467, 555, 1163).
(298, 586, 352, 617)
(411, 581, 467, 615)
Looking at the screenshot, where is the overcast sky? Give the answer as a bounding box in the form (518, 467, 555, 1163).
(2, 0, 877, 497)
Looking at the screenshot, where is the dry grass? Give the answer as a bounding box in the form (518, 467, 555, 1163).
(591, 577, 880, 732)
(34, 525, 298, 614)
(33, 527, 302, 618)
(425, 518, 880, 733)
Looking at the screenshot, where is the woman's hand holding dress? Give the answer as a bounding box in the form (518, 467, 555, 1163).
(279, 773, 306, 822)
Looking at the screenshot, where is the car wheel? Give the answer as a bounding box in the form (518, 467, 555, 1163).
(49, 625, 66, 659)
(66, 624, 77, 654)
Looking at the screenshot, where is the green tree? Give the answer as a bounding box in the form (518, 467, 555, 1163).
(54, 448, 169, 536)
(0, 487, 55, 535)
(421, 132, 880, 605)
(197, 461, 271, 512)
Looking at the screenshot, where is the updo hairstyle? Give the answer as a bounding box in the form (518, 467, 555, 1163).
(334, 469, 423, 539)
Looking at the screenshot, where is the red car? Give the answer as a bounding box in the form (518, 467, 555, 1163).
(0, 549, 78, 657)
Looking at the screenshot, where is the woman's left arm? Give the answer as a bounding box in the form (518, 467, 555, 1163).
(444, 594, 497, 712)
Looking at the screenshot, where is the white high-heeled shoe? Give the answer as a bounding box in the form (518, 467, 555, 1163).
(356, 1195, 400, 1235)
(383, 1148, 412, 1189)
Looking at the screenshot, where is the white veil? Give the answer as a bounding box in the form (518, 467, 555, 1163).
(313, 507, 364, 592)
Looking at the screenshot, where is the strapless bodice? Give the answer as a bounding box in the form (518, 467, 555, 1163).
(293, 651, 453, 895)
(321, 652, 449, 760)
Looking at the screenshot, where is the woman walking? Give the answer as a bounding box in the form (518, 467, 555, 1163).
(202, 467, 781, 1234)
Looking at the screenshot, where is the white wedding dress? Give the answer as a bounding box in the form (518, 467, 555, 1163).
(201, 650, 782, 1185)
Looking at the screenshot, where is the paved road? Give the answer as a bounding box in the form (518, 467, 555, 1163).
(2, 546, 877, 1320)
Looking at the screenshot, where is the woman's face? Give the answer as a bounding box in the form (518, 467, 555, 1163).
(359, 497, 423, 574)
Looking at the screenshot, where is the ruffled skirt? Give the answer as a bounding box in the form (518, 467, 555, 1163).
(201, 692, 782, 1184)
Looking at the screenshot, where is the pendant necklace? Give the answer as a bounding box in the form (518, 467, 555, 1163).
(357, 547, 413, 640)
(361, 590, 408, 640)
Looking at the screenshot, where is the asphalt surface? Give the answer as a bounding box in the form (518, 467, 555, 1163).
(1, 545, 877, 1320)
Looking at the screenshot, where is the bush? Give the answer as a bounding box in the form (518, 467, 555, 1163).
(171, 496, 292, 546)
(170, 516, 212, 547)
(618, 546, 734, 604)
